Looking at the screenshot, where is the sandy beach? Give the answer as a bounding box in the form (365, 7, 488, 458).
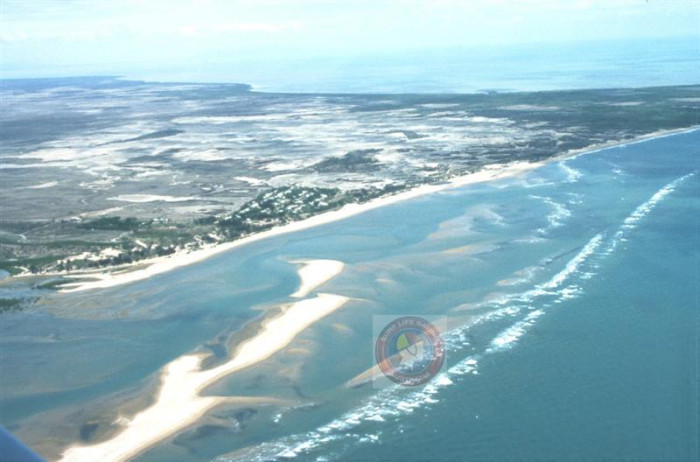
(50, 126, 697, 294)
(59, 260, 348, 462)
(57, 160, 538, 293)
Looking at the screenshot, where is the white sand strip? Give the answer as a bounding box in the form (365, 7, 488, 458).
(59, 292, 349, 462)
(291, 260, 345, 298)
(59, 160, 537, 293)
(56, 126, 698, 293)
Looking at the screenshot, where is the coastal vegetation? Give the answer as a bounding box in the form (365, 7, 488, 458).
(1, 80, 698, 278)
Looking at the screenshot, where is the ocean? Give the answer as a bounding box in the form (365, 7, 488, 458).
(1, 127, 697, 460)
(129, 36, 700, 94)
(202, 130, 699, 462)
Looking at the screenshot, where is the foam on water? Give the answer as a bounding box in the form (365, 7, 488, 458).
(478, 232, 602, 353)
(539, 235, 602, 291)
(622, 172, 694, 230)
(225, 230, 607, 461)
(566, 192, 584, 205)
(606, 172, 695, 254)
(487, 172, 695, 354)
(529, 194, 573, 233)
(559, 162, 583, 183)
(463, 232, 603, 317)
(222, 349, 483, 461)
(487, 309, 545, 352)
(218, 170, 695, 462)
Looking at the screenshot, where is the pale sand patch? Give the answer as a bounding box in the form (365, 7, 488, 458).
(290, 260, 345, 298)
(285, 347, 312, 356)
(375, 277, 396, 284)
(25, 181, 58, 189)
(442, 242, 495, 255)
(107, 194, 198, 203)
(59, 292, 349, 462)
(234, 176, 268, 186)
(78, 207, 124, 219)
(496, 265, 540, 287)
(452, 290, 511, 311)
(331, 322, 353, 334)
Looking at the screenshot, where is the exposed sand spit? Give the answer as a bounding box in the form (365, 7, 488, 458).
(291, 259, 345, 298)
(60, 262, 348, 462)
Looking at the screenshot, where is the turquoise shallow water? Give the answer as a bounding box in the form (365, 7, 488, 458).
(207, 131, 698, 462)
(1, 130, 698, 461)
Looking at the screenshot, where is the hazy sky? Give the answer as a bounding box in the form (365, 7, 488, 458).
(1, 0, 698, 78)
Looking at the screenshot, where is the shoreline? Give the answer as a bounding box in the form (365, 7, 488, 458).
(551, 126, 699, 162)
(32, 126, 700, 460)
(55, 160, 541, 293)
(59, 260, 348, 462)
(13, 125, 698, 294)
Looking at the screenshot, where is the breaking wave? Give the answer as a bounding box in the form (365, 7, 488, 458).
(488, 171, 694, 352)
(218, 171, 694, 462)
(559, 162, 583, 183)
(605, 172, 695, 254)
(529, 194, 572, 233)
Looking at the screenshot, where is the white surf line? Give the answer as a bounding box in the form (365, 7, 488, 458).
(226, 358, 482, 461)
(229, 215, 656, 461)
(237, 167, 699, 450)
(606, 171, 696, 253)
(290, 260, 345, 298)
(228, 235, 610, 461)
(559, 162, 582, 183)
(489, 171, 697, 353)
(58, 160, 539, 293)
(60, 262, 348, 462)
(222, 165, 700, 462)
(529, 194, 572, 231)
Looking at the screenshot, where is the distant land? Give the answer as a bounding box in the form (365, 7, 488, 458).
(0, 78, 698, 298)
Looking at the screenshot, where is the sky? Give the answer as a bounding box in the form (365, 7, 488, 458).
(0, 0, 699, 79)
